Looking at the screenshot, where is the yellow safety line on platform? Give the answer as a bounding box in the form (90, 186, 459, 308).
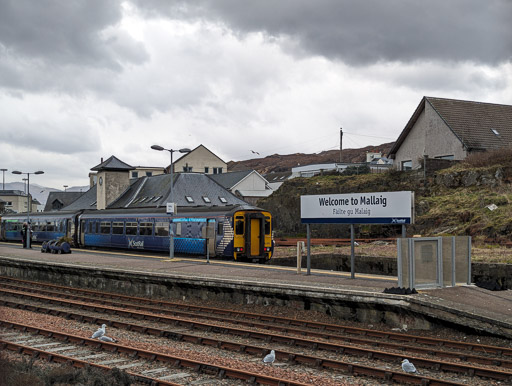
(167, 257, 394, 281)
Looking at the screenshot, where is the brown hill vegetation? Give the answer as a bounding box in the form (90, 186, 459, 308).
(228, 142, 395, 174)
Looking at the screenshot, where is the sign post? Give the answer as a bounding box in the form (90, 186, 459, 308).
(166, 203, 176, 259)
(300, 191, 414, 277)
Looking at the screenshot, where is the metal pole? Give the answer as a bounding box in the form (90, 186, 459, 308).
(169, 150, 174, 260)
(306, 224, 311, 275)
(402, 224, 406, 238)
(350, 224, 355, 279)
(27, 173, 31, 249)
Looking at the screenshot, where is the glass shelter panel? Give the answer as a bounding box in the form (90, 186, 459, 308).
(442, 237, 454, 287)
(455, 236, 471, 285)
(413, 239, 439, 288)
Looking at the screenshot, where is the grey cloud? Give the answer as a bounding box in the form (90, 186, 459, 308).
(133, 0, 512, 65)
(1, 119, 100, 155)
(0, 0, 149, 93)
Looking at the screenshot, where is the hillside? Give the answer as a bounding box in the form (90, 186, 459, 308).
(228, 142, 395, 174)
(258, 148, 512, 243)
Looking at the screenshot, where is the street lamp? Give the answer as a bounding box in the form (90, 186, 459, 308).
(151, 144, 191, 259)
(22, 178, 28, 194)
(0, 168, 7, 190)
(12, 170, 44, 248)
(63, 185, 68, 192)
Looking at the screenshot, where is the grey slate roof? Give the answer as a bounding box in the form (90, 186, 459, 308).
(108, 172, 248, 209)
(389, 97, 512, 157)
(91, 155, 134, 171)
(61, 185, 98, 211)
(0, 190, 25, 197)
(44, 191, 84, 211)
(209, 170, 253, 190)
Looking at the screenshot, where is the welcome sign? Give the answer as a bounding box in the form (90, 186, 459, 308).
(301, 191, 414, 224)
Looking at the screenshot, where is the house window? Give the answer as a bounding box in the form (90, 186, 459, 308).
(204, 167, 209, 173)
(434, 155, 454, 160)
(146, 172, 152, 177)
(131, 171, 139, 178)
(185, 196, 194, 203)
(219, 197, 227, 203)
(183, 166, 193, 172)
(202, 196, 211, 203)
(491, 128, 500, 136)
(213, 167, 223, 174)
(401, 160, 412, 171)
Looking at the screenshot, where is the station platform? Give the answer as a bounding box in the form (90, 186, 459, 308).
(1, 242, 511, 339)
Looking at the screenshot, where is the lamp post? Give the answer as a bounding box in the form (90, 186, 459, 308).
(22, 178, 28, 194)
(12, 170, 44, 248)
(151, 145, 191, 259)
(0, 168, 7, 190)
(63, 185, 68, 192)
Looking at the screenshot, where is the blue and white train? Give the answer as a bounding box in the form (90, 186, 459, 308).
(0, 205, 274, 262)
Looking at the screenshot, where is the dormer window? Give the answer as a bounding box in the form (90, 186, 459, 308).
(491, 128, 500, 136)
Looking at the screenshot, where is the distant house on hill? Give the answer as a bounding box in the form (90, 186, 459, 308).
(389, 96, 512, 170)
(210, 170, 273, 205)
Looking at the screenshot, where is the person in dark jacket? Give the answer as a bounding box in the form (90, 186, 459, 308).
(21, 223, 28, 248)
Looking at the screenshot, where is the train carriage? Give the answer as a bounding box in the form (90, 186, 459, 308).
(76, 205, 273, 262)
(1, 204, 273, 262)
(0, 211, 79, 244)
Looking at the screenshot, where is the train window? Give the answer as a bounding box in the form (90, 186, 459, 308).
(32, 222, 39, 232)
(140, 222, 153, 236)
(155, 222, 169, 237)
(112, 222, 124, 234)
(100, 221, 111, 234)
(265, 217, 271, 235)
(217, 221, 224, 235)
(46, 221, 55, 232)
(235, 220, 244, 235)
(175, 222, 182, 237)
(126, 222, 137, 235)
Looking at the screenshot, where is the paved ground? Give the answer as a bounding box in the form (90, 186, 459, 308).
(1, 242, 511, 335)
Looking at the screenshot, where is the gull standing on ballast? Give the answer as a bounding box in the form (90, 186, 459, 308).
(401, 359, 418, 373)
(263, 350, 275, 364)
(91, 324, 106, 339)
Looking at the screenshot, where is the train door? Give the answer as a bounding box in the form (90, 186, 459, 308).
(79, 219, 85, 246)
(250, 218, 261, 256)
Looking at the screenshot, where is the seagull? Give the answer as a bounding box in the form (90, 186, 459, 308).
(401, 359, 418, 374)
(98, 335, 117, 343)
(251, 150, 260, 155)
(91, 324, 106, 339)
(263, 350, 275, 364)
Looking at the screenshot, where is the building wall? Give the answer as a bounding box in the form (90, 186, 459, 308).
(0, 193, 38, 213)
(173, 146, 227, 174)
(130, 167, 165, 179)
(233, 173, 267, 191)
(96, 171, 130, 210)
(394, 102, 467, 170)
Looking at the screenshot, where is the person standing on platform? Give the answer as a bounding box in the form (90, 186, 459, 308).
(21, 223, 28, 248)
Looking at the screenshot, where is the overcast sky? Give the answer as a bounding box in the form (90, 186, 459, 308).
(1, 0, 511, 189)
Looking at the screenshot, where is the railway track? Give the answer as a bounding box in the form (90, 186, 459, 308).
(1, 277, 511, 384)
(0, 321, 309, 386)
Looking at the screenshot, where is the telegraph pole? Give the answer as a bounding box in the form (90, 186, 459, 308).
(339, 127, 343, 162)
